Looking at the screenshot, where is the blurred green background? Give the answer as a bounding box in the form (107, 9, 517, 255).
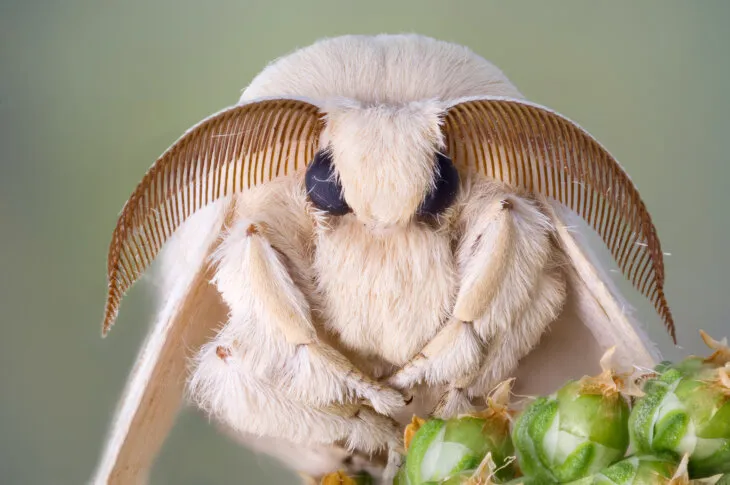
(1, 1, 729, 483)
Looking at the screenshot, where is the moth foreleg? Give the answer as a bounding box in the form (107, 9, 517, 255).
(466, 261, 567, 398)
(388, 188, 553, 394)
(454, 190, 554, 340)
(212, 220, 404, 414)
(387, 318, 483, 389)
(190, 340, 402, 480)
(429, 192, 562, 416)
(431, 260, 567, 417)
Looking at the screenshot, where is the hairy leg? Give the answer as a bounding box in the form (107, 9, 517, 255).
(188, 210, 405, 481)
(189, 339, 402, 475)
(210, 219, 404, 413)
(432, 261, 567, 417)
(466, 261, 567, 398)
(388, 181, 564, 417)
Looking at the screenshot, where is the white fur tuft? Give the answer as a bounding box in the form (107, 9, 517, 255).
(101, 34, 661, 484)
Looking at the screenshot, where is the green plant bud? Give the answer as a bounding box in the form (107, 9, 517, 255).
(406, 416, 515, 484)
(597, 456, 677, 485)
(498, 476, 544, 485)
(629, 333, 730, 478)
(512, 367, 631, 483)
(427, 453, 519, 485)
(405, 381, 517, 484)
(562, 455, 678, 485)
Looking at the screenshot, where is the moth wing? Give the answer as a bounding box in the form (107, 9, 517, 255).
(444, 97, 673, 396)
(93, 201, 232, 485)
(95, 98, 323, 483)
(513, 202, 660, 396)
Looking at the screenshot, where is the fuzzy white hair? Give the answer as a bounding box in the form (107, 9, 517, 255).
(93, 34, 662, 485)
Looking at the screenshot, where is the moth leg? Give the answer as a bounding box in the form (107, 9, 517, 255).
(387, 318, 483, 390)
(466, 260, 567, 398)
(432, 260, 567, 417)
(189, 340, 402, 481)
(430, 190, 561, 416)
(432, 376, 479, 418)
(453, 189, 554, 340)
(388, 186, 553, 394)
(212, 219, 405, 415)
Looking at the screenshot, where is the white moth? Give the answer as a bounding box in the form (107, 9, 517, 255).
(92, 34, 675, 484)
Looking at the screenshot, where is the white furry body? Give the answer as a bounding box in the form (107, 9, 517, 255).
(316, 213, 456, 366)
(186, 172, 563, 476)
(94, 34, 661, 484)
(182, 35, 651, 481)
(180, 35, 546, 479)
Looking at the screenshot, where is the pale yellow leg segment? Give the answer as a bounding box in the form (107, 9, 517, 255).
(190, 341, 402, 474)
(432, 262, 568, 416)
(210, 220, 405, 414)
(467, 263, 567, 398)
(388, 319, 482, 389)
(388, 185, 560, 418)
(455, 193, 553, 340)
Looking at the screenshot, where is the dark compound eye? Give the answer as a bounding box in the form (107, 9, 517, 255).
(418, 153, 460, 217)
(305, 150, 351, 216)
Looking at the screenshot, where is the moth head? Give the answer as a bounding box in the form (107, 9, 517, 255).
(101, 96, 675, 342)
(313, 99, 455, 227)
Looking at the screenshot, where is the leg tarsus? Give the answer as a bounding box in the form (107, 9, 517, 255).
(467, 264, 567, 397)
(388, 319, 482, 390)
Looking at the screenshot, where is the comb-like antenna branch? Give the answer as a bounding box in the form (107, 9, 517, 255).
(102, 98, 323, 335)
(445, 97, 675, 342)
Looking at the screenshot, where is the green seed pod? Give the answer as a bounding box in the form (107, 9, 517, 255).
(595, 455, 677, 485)
(513, 349, 633, 483)
(500, 478, 537, 485)
(406, 416, 515, 484)
(435, 453, 520, 485)
(629, 332, 730, 479)
(562, 455, 679, 485)
(405, 381, 517, 484)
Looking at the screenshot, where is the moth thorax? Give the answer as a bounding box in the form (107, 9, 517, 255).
(323, 99, 445, 226)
